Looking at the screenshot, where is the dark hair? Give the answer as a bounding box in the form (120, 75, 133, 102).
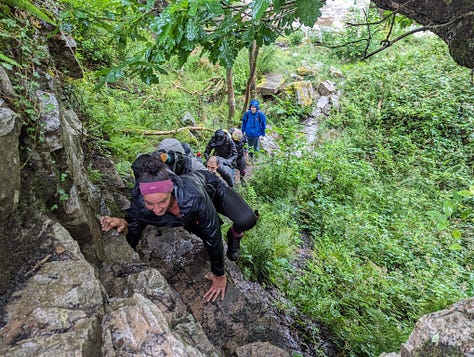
(139, 156, 169, 183)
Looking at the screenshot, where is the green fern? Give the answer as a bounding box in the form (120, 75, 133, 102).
(1, 0, 56, 25)
(0, 52, 21, 67)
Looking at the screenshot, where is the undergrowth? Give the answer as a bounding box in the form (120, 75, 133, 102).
(247, 35, 473, 356)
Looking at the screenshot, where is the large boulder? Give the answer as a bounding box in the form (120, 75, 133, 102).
(136, 226, 314, 356)
(256, 73, 286, 96)
(401, 298, 474, 356)
(0, 218, 104, 356)
(380, 298, 474, 357)
(287, 80, 315, 106)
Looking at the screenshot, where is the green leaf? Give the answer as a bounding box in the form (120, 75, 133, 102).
(252, 0, 271, 21)
(451, 230, 461, 239)
(0, 53, 21, 68)
(295, 0, 323, 27)
(448, 243, 463, 251)
(218, 38, 237, 68)
(3, 0, 56, 25)
(203, 0, 224, 15)
(457, 189, 474, 197)
(185, 18, 200, 41)
(105, 67, 124, 83)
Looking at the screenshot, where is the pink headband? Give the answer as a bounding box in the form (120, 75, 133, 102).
(139, 180, 174, 195)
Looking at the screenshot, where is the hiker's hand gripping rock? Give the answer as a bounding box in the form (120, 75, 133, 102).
(100, 216, 128, 234)
(204, 272, 227, 302)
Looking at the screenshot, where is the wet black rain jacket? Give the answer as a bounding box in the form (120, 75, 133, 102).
(125, 170, 232, 276)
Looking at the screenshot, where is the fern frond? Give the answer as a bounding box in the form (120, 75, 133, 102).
(0, 52, 21, 67)
(1, 0, 56, 25)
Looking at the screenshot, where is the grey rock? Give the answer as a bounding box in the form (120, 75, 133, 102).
(0, 107, 21, 219)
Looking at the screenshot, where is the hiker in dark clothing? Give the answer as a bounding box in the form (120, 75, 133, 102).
(155, 138, 205, 174)
(206, 155, 234, 187)
(241, 99, 266, 158)
(100, 157, 258, 302)
(229, 128, 247, 178)
(204, 129, 238, 184)
(204, 129, 238, 168)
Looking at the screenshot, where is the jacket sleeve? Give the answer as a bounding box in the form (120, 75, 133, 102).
(124, 199, 146, 249)
(241, 112, 248, 133)
(259, 112, 267, 136)
(217, 167, 233, 187)
(204, 138, 213, 159)
(187, 193, 225, 276)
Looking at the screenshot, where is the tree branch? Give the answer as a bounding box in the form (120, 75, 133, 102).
(362, 26, 427, 60)
(121, 126, 212, 135)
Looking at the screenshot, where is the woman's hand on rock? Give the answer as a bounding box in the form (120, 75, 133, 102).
(100, 216, 128, 233)
(204, 272, 227, 302)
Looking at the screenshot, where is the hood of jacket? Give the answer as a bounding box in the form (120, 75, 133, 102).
(157, 138, 185, 154)
(249, 99, 259, 110)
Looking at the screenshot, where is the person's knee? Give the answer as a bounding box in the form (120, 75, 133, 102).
(233, 209, 258, 233)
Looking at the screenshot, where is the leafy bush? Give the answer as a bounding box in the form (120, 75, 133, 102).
(238, 200, 299, 288)
(288, 29, 305, 46)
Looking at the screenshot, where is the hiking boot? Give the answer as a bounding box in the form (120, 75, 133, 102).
(226, 227, 243, 261)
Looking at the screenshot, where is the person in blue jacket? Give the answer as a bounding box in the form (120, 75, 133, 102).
(100, 156, 257, 302)
(241, 99, 266, 158)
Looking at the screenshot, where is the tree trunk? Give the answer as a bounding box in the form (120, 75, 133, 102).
(372, 0, 473, 69)
(226, 67, 236, 123)
(249, 40, 258, 98)
(242, 41, 260, 115)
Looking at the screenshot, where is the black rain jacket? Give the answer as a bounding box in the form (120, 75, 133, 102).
(125, 170, 228, 276)
(204, 135, 238, 167)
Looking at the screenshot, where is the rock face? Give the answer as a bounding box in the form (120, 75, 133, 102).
(401, 298, 474, 356)
(0, 217, 104, 356)
(379, 298, 474, 357)
(136, 226, 305, 356)
(0, 107, 21, 220)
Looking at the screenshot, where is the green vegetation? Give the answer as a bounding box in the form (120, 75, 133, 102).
(3, 1, 473, 356)
(247, 36, 473, 355)
(74, 20, 472, 357)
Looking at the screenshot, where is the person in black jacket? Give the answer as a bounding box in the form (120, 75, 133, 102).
(206, 155, 234, 187)
(204, 129, 238, 180)
(100, 157, 257, 302)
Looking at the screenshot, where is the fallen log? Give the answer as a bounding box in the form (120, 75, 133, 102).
(121, 126, 211, 135)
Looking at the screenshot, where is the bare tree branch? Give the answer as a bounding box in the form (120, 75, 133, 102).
(362, 26, 427, 60)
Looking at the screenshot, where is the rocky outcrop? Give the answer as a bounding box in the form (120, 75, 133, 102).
(380, 298, 474, 357)
(0, 217, 104, 356)
(135, 226, 312, 356)
(47, 33, 83, 79)
(402, 298, 474, 356)
(256, 73, 285, 96)
(0, 107, 21, 220)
